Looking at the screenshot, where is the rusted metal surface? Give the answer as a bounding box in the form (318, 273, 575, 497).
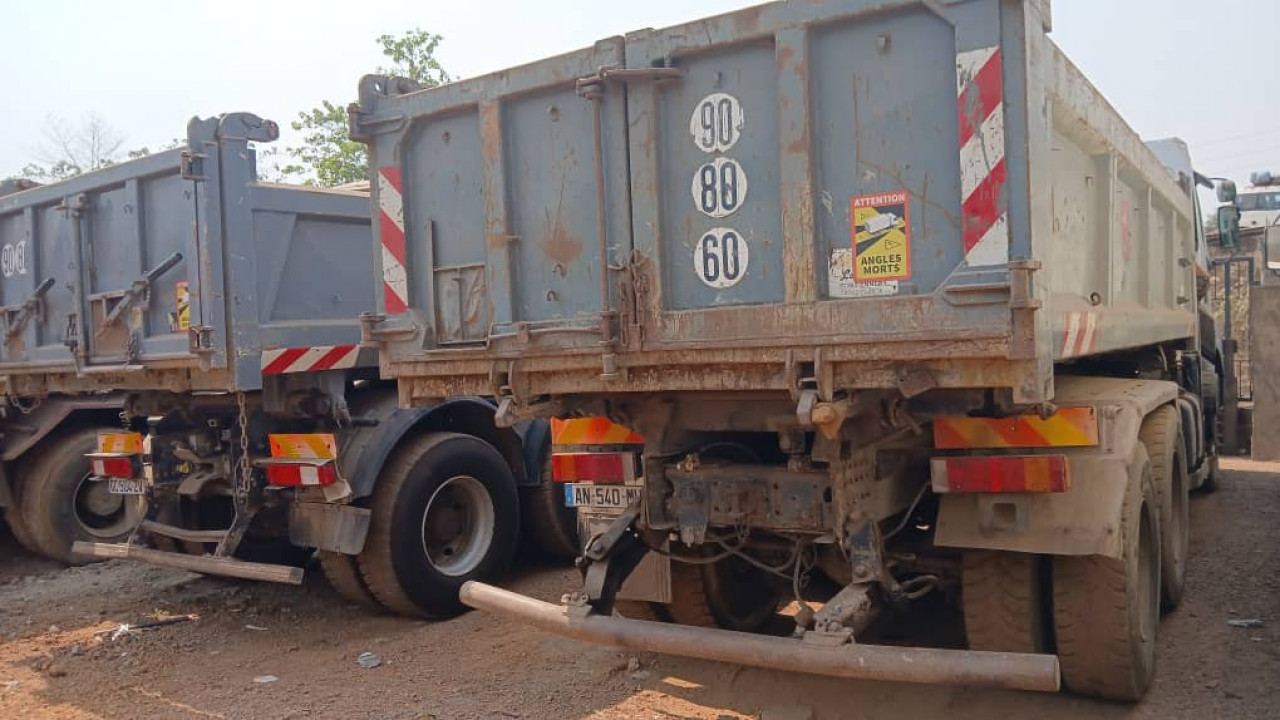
(358, 0, 1198, 411)
(459, 580, 1062, 693)
(666, 462, 833, 535)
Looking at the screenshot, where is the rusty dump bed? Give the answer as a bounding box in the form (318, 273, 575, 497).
(0, 114, 374, 396)
(355, 0, 1198, 406)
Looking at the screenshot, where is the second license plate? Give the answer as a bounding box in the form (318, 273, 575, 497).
(107, 478, 146, 495)
(564, 483, 641, 510)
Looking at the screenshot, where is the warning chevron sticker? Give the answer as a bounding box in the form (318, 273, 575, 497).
(851, 191, 911, 281)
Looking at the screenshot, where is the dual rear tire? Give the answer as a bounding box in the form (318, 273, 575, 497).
(616, 551, 783, 632)
(323, 432, 520, 618)
(963, 446, 1161, 701)
(5, 427, 144, 563)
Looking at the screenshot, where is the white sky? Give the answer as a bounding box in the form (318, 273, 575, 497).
(2, 0, 1276, 187)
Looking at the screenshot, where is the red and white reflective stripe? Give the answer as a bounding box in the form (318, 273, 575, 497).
(378, 166, 408, 314)
(1061, 311, 1100, 358)
(956, 46, 1008, 267)
(261, 345, 359, 374)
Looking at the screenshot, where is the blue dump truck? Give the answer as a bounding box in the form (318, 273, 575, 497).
(352, 0, 1231, 700)
(0, 113, 574, 617)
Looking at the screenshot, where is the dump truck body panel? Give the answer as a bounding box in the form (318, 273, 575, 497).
(358, 0, 1196, 408)
(0, 114, 374, 395)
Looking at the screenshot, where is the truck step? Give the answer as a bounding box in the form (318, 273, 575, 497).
(140, 520, 230, 543)
(71, 542, 304, 585)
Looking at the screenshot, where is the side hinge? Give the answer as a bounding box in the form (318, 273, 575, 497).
(1008, 259, 1042, 360)
(180, 152, 207, 181)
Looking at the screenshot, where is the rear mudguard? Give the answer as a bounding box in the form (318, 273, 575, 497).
(339, 395, 549, 499)
(934, 376, 1176, 559)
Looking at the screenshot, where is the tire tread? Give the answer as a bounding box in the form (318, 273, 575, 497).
(963, 550, 1048, 653)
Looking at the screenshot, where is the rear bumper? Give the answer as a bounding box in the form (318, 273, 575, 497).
(459, 581, 1060, 693)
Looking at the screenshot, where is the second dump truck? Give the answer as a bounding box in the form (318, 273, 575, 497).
(353, 0, 1223, 700)
(0, 114, 572, 617)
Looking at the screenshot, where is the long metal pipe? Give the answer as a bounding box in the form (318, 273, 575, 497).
(460, 581, 1060, 693)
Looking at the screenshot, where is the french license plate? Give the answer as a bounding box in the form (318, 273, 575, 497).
(564, 483, 641, 510)
(107, 478, 146, 495)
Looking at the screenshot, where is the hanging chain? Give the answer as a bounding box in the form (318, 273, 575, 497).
(235, 391, 253, 496)
(8, 394, 43, 415)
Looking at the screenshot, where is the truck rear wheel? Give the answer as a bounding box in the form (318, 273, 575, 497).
(666, 553, 782, 632)
(319, 550, 384, 612)
(1053, 449, 1160, 701)
(4, 464, 43, 555)
(962, 550, 1050, 653)
(519, 456, 579, 561)
(21, 428, 145, 563)
(1140, 405, 1189, 611)
(357, 432, 520, 619)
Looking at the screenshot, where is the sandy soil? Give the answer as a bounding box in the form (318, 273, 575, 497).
(1, 459, 1276, 719)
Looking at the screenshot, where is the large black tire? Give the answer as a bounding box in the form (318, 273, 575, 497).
(1053, 447, 1160, 701)
(665, 554, 782, 632)
(519, 456, 579, 562)
(319, 550, 384, 612)
(4, 462, 43, 555)
(1140, 405, 1189, 611)
(962, 550, 1050, 653)
(20, 427, 145, 563)
(357, 432, 520, 619)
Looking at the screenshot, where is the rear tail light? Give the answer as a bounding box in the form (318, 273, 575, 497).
(96, 432, 144, 454)
(262, 460, 339, 487)
(551, 452, 637, 484)
(931, 455, 1070, 493)
(89, 455, 142, 479)
(263, 434, 341, 488)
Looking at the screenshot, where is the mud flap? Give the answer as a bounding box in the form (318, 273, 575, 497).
(581, 513, 671, 603)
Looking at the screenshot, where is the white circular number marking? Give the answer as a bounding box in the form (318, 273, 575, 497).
(691, 158, 748, 218)
(690, 92, 744, 153)
(1, 240, 27, 278)
(693, 228, 749, 289)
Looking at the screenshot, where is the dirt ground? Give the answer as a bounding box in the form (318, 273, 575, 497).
(1, 459, 1277, 720)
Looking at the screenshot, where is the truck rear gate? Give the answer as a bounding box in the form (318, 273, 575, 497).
(0, 113, 375, 395)
(357, 0, 1195, 411)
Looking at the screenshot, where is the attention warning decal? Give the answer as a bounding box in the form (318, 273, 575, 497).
(851, 191, 911, 281)
(175, 281, 191, 331)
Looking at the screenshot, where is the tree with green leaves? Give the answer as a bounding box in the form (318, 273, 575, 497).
(281, 29, 452, 187)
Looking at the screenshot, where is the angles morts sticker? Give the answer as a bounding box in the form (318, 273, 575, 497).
(851, 191, 911, 282)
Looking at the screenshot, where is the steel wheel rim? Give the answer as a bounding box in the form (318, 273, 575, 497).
(421, 475, 495, 577)
(73, 474, 141, 538)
